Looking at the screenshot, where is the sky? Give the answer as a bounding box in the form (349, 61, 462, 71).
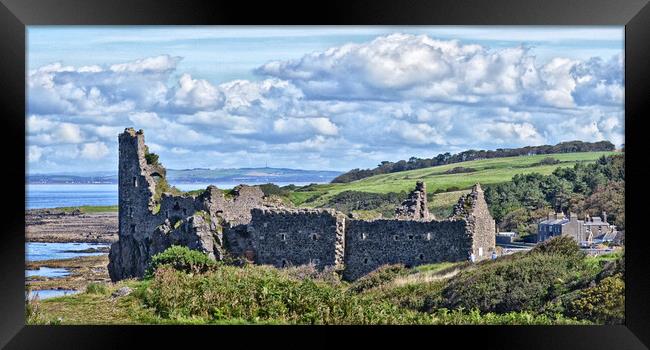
(26, 26, 624, 173)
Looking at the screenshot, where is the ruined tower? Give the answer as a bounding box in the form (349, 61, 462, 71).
(108, 128, 161, 280)
(395, 181, 431, 220)
(108, 128, 267, 281)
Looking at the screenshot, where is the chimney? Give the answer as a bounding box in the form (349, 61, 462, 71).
(602, 211, 607, 222)
(548, 212, 553, 220)
(570, 212, 577, 222)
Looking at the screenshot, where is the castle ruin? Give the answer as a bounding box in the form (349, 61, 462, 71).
(108, 128, 496, 281)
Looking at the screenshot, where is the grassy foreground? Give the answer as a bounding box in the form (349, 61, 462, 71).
(28, 239, 623, 325)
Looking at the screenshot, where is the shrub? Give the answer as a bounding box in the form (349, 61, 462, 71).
(535, 157, 560, 166)
(444, 167, 476, 174)
(565, 274, 624, 324)
(144, 145, 160, 166)
(348, 264, 409, 293)
(442, 252, 587, 314)
(85, 282, 108, 295)
(530, 235, 584, 260)
(142, 264, 433, 324)
(366, 281, 446, 312)
(258, 183, 291, 197)
(146, 245, 217, 277)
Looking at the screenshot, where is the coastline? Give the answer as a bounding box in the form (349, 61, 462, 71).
(25, 206, 118, 294)
(26, 208, 118, 244)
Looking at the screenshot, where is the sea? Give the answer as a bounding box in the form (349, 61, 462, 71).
(26, 181, 318, 209)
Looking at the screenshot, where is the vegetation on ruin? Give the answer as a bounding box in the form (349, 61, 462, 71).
(145, 245, 217, 277)
(144, 145, 160, 167)
(30, 237, 620, 325)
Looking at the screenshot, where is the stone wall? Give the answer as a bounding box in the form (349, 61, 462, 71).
(343, 219, 469, 280)
(109, 128, 497, 282)
(244, 208, 346, 270)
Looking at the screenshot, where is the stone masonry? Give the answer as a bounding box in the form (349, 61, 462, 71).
(108, 128, 496, 281)
(395, 181, 430, 220)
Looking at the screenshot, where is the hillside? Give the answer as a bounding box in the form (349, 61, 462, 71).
(290, 151, 618, 208)
(332, 140, 616, 183)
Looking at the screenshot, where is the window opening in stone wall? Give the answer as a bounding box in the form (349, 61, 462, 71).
(131, 224, 136, 233)
(393, 235, 399, 241)
(408, 234, 414, 240)
(361, 233, 367, 240)
(174, 202, 180, 210)
(133, 176, 138, 187)
(281, 259, 288, 267)
(311, 233, 318, 241)
(183, 208, 187, 215)
(419, 254, 425, 260)
(363, 258, 369, 264)
(281, 233, 286, 241)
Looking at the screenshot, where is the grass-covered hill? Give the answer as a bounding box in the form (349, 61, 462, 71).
(288, 151, 617, 208)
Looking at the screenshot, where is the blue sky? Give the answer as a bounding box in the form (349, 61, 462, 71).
(27, 26, 624, 173)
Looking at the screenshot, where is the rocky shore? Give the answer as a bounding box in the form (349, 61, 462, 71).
(26, 255, 111, 291)
(26, 209, 118, 243)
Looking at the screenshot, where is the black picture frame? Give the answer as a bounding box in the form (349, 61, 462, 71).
(1, 0, 649, 348)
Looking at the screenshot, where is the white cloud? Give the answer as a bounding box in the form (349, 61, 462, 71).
(273, 117, 338, 136)
(28, 145, 43, 162)
(55, 123, 84, 144)
(109, 55, 181, 73)
(170, 74, 224, 112)
(80, 142, 109, 160)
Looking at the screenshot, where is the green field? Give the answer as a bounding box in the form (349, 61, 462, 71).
(290, 151, 617, 207)
(45, 205, 119, 213)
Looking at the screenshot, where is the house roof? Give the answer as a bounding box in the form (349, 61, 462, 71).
(539, 219, 569, 225)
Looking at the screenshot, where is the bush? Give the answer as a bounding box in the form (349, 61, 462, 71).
(442, 252, 587, 314)
(366, 281, 446, 312)
(144, 145, 160, 166)
(258, 183, 291, 197)
(530, 235, 584, 260)
(146, 245, 217, 277)
(444, 167, 476, 174)
(143, 264, 433, 324)
(348, 265, 409, 293)
(535, 157, 560, 166)
(565, 274, 624, 324)
(85, 282, 108, 295)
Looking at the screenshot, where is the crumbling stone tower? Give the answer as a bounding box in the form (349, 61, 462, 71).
(108, 128, 267, 281)
(395, 181, 430, 220)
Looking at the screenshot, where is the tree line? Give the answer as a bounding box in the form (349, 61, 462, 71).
(331, 140, 615, 183)
(483, 154, 624, 235)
